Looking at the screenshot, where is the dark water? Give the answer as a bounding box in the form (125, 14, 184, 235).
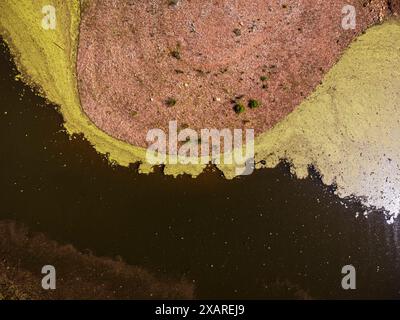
(1, 39, 399, 299)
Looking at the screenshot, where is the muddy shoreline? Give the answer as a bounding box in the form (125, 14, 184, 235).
(0, 221, 193, 300)
(78, 0, 393, 147)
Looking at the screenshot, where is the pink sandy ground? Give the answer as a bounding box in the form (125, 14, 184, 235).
(77, 0, 396, 148)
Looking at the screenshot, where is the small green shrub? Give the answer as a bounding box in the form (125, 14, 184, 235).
(233, 103, 245, 114)
(248, 99, 261, 109)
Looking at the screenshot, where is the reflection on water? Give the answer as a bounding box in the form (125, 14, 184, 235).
(0, 40, 400, 299)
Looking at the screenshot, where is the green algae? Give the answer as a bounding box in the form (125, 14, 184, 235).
(0, 0, 159, 174)
(254, 19, 400, 217)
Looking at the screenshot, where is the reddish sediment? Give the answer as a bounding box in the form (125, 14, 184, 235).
(77, 0, 392, 148)
(0, 221, 193, 299)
